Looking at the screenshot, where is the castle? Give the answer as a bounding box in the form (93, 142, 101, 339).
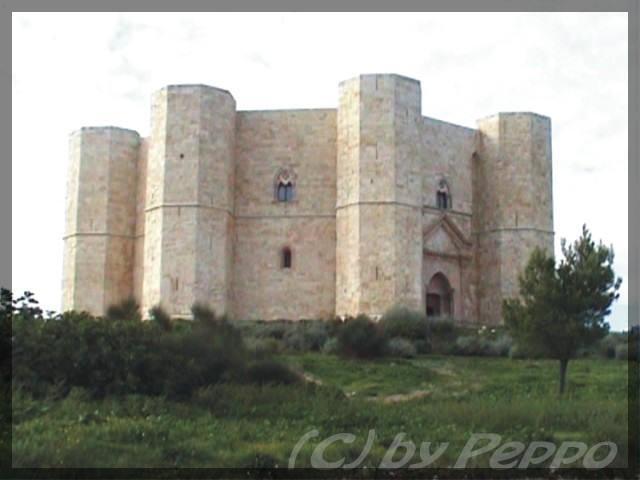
(62, 73, 554, 324)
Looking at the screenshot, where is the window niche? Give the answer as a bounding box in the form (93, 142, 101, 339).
(281, 247, 292, 269)
(275, 168, 296, 203)
(436, 178, 451, 210)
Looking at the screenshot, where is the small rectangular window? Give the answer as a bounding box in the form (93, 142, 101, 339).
(282, 248, 292, 268)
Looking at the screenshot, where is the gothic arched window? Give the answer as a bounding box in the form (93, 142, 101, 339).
(436, 179, 451, 209)
(282, 247, 292, 269)
(275, 168, 295, 202)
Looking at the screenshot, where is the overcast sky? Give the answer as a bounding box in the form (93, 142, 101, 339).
(11, 12, 628, 330)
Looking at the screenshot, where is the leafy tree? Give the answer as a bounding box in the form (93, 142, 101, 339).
(0, 288, 13, 387)
(504, 225, 621, 394)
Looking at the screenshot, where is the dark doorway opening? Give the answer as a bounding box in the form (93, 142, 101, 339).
(426, 272, 453, 318)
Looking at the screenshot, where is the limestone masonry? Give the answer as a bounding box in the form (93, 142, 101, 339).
(62, 73, 554, 324)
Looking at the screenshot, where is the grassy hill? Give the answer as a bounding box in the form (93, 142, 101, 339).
(11, 353, 629, 468)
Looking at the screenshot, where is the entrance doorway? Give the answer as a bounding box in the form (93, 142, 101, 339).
(426, 272, 453, 318)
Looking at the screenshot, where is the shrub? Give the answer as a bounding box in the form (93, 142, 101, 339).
(302, 321, 330, 351)
(453, 333, 511, 357)
(105, 297, 141, 322)
(252, 321, 290, 340)
(615, 343, 628, 360)
(12, 298, 249, 399)
(148, 305, 172, 331)
(336, 315, 386, 358)
(596, 333, 624, 359)
(157, 320, 247, 398)
(454, 335, 483, 356)
(244, 337, 284, 357)
(379, 306, 428, 340)
(429, 317, 459, 341)
(486, 334, 512, 357)
(244, 360, 301, 385)
(322, 337, 339, 354)
(508, 342, 544, 360)
(414, 339, 431, 354)
(325, 317, 346, 337)
(283, 321, 329, 351)
(386, 337, 417, 358)
(12, 310, 160, 397)
(191, 303, 217, 325)
(509, 344, 525, 359)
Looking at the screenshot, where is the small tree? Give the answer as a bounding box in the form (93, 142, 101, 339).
(504, 225, 621, 394)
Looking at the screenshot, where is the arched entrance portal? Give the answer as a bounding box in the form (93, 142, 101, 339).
(426, 272, 453, 318)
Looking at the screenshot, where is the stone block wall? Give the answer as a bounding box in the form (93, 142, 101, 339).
(474, 113, 554, 324)
(336, 74, 423, 317)
(232, 109, 337, 320)
(141, 85, 236, 318)
(62, 74, 554, 326)
(62, 127, 140, 313)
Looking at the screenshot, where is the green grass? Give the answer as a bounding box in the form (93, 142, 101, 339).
(11, 354, 629, 468)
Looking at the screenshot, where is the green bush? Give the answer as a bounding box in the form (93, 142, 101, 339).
(454, 335, 482, 356)
(322, 337, 339, 354)
(386, 337, 417, 358)
(283, 321, 329, 351)
(105, 297, 141, 322)
(157, 320, 247, 398)
(428, 317, 461, 354)
(615, 343, 628, 360)
(336, 315, 386, 358)
(244, 360, 301, 385)
(250, 321, 290, 340)
(453, 333, 511, 357)
(429, 317, 459, 341)
(12, 297, 248, 399)
(414, 339, 431, 354)
(148, 305, 172, 331)
(12, 310, 159, 397)
(487, 334, 512, 357)
(508, 342, 544, 360)
(379, 306, 428, 340)
(191, 302, 218, 325)
(244, 337, 284, 357)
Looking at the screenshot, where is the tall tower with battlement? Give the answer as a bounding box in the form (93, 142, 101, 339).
(62, 74, 554, 325)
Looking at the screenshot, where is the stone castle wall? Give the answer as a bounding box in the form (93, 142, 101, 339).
(232, 109, 337, 320)
(420, 116, 477, 321)
(62, 74, 554, 325)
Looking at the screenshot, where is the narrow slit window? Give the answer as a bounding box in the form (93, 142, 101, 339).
(436, 180, 451, 209)
(282, 247, 292, 269)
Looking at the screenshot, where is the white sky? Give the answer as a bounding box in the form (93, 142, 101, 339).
(11, 12, 629, 330)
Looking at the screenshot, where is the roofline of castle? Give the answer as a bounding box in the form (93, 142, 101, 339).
(475, 111, 551, 122)
(69, 126, 140, 137)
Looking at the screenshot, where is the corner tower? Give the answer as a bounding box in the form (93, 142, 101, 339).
(473, 112, 554, 324)
(62, 127, 141, 314)
(336, 74, 423, 317)
(141, 85, 236, 318)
